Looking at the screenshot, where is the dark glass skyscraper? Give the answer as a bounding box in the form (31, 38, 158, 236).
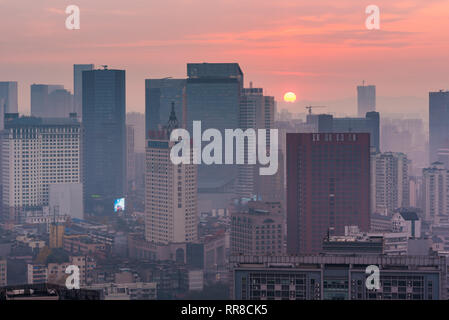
(429, 90, 449, 163)
(186, 63, 243, 193)
(145, 78, 186, 136)
(82, 68, 126, 215)
(0, 81, 18, 114)
(287, 133, 370, 254)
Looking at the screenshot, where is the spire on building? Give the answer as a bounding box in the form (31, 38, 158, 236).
(166, 101, 179, 138)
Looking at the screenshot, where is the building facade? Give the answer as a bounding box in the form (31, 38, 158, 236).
(371, 152, 409, 215)
(82, 68, 126, 214)
(0, 115, 81, 223)
(357, 84, 376, 117)
(286, 133, 371, 254)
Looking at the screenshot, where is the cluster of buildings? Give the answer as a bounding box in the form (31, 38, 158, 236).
(0, 63, 449, 300)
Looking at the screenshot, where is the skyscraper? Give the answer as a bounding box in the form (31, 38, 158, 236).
(186, 63, 243, 194)
(371, 152, 409, 215)
(307, 111, 380, 152)
(145, 106, 197, 244)
(422, 162, 449, 222)
(287, 133, 370, 254)
(429, 90, 449, 163)
(145, 78, 186, 137)
(0, 115, 81, 223)
(74, 64, 94, 119)
(357, 84, 376, 117)
(31, 84, 73, 118)
(82, 68, 126, 215)
(0, 81, 18, 114)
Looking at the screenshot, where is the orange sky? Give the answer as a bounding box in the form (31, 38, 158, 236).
(1, 0, 449, 115)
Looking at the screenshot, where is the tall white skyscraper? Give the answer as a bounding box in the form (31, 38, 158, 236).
(0, 81, 18, 114)
(0, 115, 81, 223)
(371, 152, 409, 215)
(423, 162, 449, 222)
(73, 64, 94, 119)
(145, 106, 197, 244)
(357, 83, 376, 117)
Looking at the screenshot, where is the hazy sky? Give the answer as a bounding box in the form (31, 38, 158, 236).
(1, 0, 449, 115)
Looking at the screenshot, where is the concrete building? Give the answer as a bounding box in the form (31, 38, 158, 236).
(371, 152, 409, 215)
(145, 106, 198, 244)
(87, 282, 157, 300)
(231, 201, 284, 256)
(231, 255, 446, 300)
(422, 162, 449, 222)
(0, 115, 81, 223)
(392, 210, 421, 238)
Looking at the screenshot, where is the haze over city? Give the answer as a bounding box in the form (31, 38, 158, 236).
(1, 0, 449, 115)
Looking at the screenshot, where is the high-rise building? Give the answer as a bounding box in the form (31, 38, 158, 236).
(307, 111, 380, 153)
(145, 106, 197, 244)
(422, 162, 449, 222)
(286, 133, 370, 254)
(0, 258, 6, 287)
(230, 200, 284, 255)
(126, 125, 135, 187)
(0, 115, 81, 223)
(186, 63, 243, 194)
(73, 64, 94, 120)
(371, 152, 409, 215)
(127, 112, 145, 153)
(357, 83, 376, 117)
(0, 81, 18, 114)
(31, 84, 73, 118)
(429, 90, 449, 163)
(82, 68, 126, 215)
(145, 78, 186, 137)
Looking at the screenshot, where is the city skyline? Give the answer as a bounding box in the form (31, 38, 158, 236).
(1, 0, 449, 115)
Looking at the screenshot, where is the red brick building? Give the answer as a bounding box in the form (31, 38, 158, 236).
(287, 133, 370, 254)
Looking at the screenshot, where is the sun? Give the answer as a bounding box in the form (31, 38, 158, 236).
(283, 92, 297, 103)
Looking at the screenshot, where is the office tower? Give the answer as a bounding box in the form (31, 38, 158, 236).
(74, 64, 94, 119)
(126, 125, 135, 186)
(145, 78, 186, 136)
(145, 107, 197, 244)
(429, 90, 449, 163)
(82, 68, 126, 215)
(371, 152, 410, 215)
(0, 81, 18, 113)
(307, 111, 380, 153)
(0, 115, 81, 223)
(186, 63, 243, 194)
(31, 84, 73, 118)
(231, 255, 445, 300)
(357, 83, 376, 117)
(127, 112, 145, 153)
(422, 162, 449, 222)
(286, 133, 370, 254)
(230, 200, 284, 255)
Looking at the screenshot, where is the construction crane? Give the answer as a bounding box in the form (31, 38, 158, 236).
(305, 105, 326, 115)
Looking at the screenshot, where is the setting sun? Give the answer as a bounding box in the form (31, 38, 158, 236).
(284, 92, 297, 103)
